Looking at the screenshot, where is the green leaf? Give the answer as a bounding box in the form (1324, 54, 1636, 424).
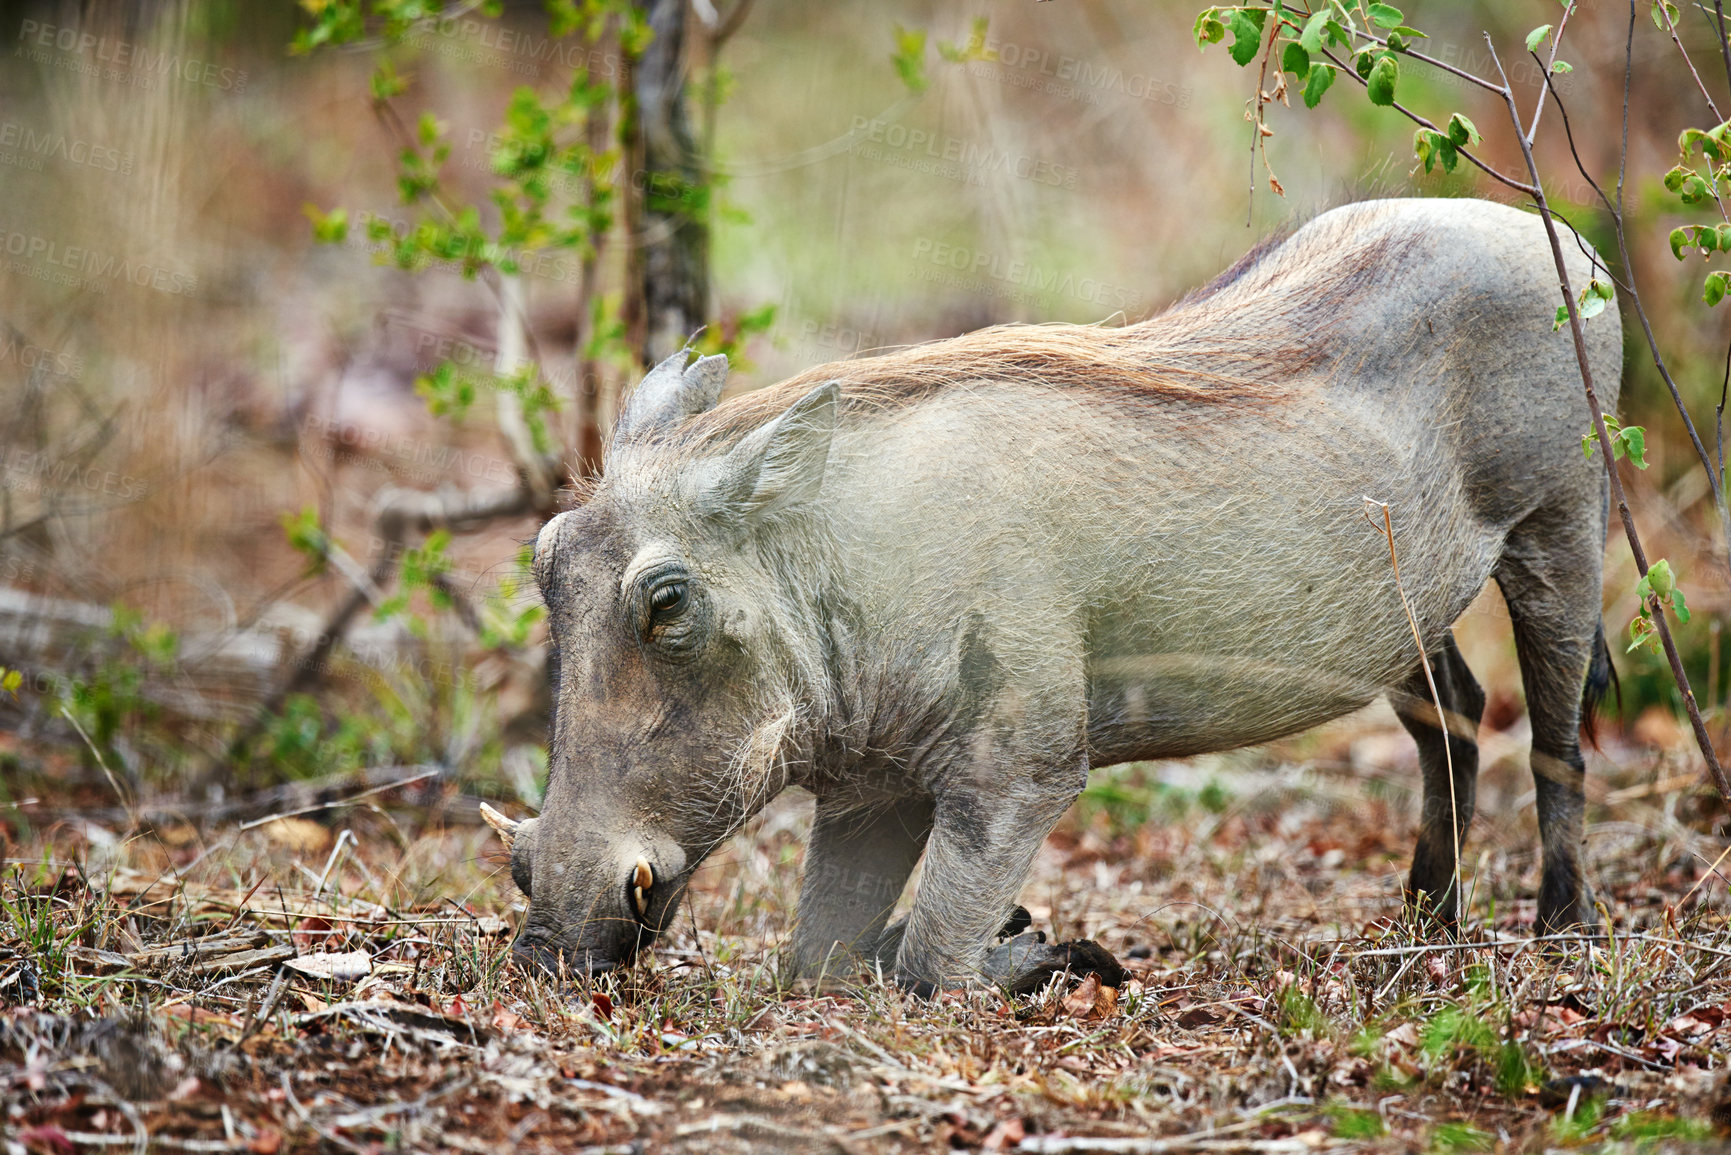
(304, 204, 349, 245)
(1551, 60, 1573, 73)
(1300, 8, 1330, 52)
(1589, 278, 1615, 302)
(1367, 53, 1398, 105)
(891, 24, 928, 94)
(1671, 227, 1692, 260)
(1525, 23, 1552, 52)
(1615, 424, 1648, 469)
(1282, 40, 1311, 78)
(1553, 305, 1570, 332)
(1367, 3, 1404, 29)
(1302, 62, 1337, 107)
(1673, 588, 1691, 623)
(1648, 558, 1676, 598)
(1227, 7, 1266, 66)
(1577, 292, 1606, 321)
(1664, 164, 1690, 192)
(1706, 270, 1729, 306)
(1194, 8, 1228, 47)
(1447, 113, 1480, 147)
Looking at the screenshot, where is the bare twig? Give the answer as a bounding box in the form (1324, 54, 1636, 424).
(1533, 30, 1731, 577)
(1363, 499, 1460, 917)
(1657, 0, 1726, 125)
(235, 769, 440, 832)
(1487, 33, 1730, 802)
(1315, 45, 1535, 195)
(1525, 0, 1575, 143)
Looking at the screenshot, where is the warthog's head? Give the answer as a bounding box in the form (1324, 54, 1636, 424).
(494, 351, 839, 976)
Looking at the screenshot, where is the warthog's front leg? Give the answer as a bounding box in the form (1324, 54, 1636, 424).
(791, 794, 932, 979)
(893, 754, 1086, 994)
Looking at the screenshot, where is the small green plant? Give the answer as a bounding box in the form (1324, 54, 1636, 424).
(1327, 1107, 1386, 1140)
(1428, 1121, 1493, 1153)
(1548, 1093, 1605, 1145)
(1610, 1111, 1713, 1143)
(1275, 983, 1329, 1036)
(1413, 972, 1545, 1099)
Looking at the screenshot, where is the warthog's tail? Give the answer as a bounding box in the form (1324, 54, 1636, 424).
(1580, 622, 1620, 748)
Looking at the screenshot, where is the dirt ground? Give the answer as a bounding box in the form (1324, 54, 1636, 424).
(3, 706, 1730, 1154)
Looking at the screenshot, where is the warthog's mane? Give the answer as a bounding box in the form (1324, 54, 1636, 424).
(664, 210, 1415, 456)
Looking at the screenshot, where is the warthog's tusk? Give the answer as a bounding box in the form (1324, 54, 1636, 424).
(633, 856, 653, 916)
(479, 802, 521, 849)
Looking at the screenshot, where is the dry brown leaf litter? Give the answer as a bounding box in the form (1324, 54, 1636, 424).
(3, 723, 1730, 1152)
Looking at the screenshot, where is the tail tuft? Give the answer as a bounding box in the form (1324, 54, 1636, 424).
(1581, 622, 1620, 747)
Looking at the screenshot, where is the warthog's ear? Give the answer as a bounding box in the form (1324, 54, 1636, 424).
(705, 381, 839, 523)
(613, 349, 729, 444)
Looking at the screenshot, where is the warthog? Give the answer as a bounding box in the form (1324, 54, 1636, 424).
(486, 197, 1621, 993)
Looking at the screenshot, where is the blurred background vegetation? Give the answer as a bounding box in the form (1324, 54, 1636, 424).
(0, 0, 1724, 825)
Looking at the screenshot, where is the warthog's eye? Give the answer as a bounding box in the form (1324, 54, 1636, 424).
(649, 580, 688, 618)
(636, 566, 705, 657)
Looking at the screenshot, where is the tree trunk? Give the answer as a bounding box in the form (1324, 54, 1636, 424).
(627, 0, 710, 365)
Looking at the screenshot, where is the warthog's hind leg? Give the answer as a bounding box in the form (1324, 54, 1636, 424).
(791, 794, 933, 979)
(1392, 632, 1485, 926)
(1496, 511, 1603, 936)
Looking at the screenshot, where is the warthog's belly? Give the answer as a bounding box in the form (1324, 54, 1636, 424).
(1083, 650, 1382, 761)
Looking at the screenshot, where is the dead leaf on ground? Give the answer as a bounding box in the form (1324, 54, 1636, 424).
(1061, 973, 1120, 1021)
(284, 950, 372, 982)
(259, 817, 333, 854)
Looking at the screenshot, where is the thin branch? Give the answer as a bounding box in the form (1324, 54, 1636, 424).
(711, 0, 756, 47)
(1487, 33, 1731, 801)
(1317, 45, 1535, 194)
(1714, 0, 1731, 94)
(1526, 0, 1576, 143)
(1537, 49, 1731, 561)
(1660, 0, 1727, 123)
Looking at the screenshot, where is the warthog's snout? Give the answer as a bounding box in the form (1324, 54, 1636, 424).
(510, 923, 631, 977)
(484, 802, 687, 979)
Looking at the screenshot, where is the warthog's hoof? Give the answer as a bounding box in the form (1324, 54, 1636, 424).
(997, 905, 1033, 940)
(985, 933, 1127, 997)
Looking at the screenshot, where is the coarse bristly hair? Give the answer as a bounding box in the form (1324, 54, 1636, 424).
(657, 211, 1414, 459)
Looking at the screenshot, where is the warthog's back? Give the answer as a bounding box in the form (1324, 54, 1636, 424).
(653, 198, 1621, 762)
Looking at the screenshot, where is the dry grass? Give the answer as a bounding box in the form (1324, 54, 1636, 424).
(3, 711, 1729, 1154)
